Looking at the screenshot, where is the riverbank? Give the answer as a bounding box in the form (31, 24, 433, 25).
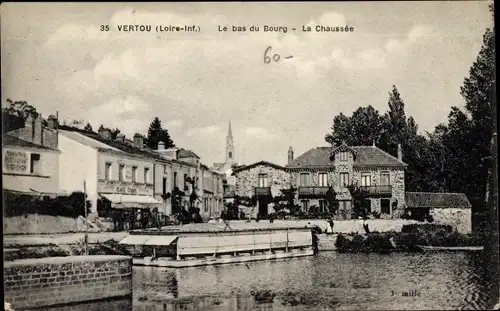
(334, 224, 483, 253)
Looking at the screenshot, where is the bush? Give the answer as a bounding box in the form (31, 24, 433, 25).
(3, 191, 91, 218)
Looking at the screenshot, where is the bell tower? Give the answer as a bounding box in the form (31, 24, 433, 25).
(226, 120, 235, 163)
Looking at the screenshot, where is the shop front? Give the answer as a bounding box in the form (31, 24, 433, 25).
(97, 182, 162, 230)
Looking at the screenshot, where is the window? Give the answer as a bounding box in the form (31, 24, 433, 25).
(339, 172, 349, 187)
(118, 164, 125, 181)
(319, 199, 327, 213)
(380, 172, 390, 186)
(204, 198, 208, 212)
(144, 167, 150, 184)
(184, 174, 188, 190)
(300, 173, 310, 186)
(318, 173, 328, 187)
(340, 152, 348, 161)
(301, 200, 310, 212)
(30, 153, 41, 174)
(132, 166, 138, 183)
(228, 151, 232, 159)
(258, 174, 268, 187)
(173, 172, 178, 188)
(105, 162, 112, 180)
(162, 177, 167, 195)
(361, 173, 371, 186)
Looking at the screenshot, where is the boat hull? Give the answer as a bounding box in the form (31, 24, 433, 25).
(417, 245, 484, 252)
(132, 248, 314, 268)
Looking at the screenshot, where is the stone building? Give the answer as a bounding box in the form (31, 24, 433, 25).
(3, 115, 61, 196)
(234, 142, 407, 219)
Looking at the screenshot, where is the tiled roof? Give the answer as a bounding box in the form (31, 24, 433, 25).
(351, 146, 406, 168)
(3, 134, 59, 151)
(233, 161, 286, 173)
(178, 148, 200, 159)
(405, 192, 472, 209)
(58, 126, 164, 161)
(286, 145, 406, 169)
(286, 147, 333, 168)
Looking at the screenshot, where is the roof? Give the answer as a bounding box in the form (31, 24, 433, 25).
(3, 134, 59, 151)
(178, 148, 200, 159)
(286, 145, 407, 169)
(233, 161, 286, 173)
(58, 127, 164, 161)
(405, 192, 472, 209)
(286, 147, 333, 168)
(351, 146, 406, 168)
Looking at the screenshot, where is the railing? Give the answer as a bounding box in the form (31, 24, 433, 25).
(298, 186, 330, 197)
(254, 187, 271, 196)
(360, 185, 392, 196)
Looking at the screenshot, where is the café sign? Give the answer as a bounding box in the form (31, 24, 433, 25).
(116, 186, 137, 195)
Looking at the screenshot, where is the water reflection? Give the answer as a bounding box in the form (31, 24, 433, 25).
(131, 252, 497, 310)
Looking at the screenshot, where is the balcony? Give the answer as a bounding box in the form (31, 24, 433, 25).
(254, 187, 271, 197)
(298, 186, 330, 198)
(360, 185, 392, 197)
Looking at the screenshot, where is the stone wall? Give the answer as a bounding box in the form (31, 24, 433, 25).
(235, 164, 289, 198)
(432, 208, 472, 234)
(4, 255, 132, 310)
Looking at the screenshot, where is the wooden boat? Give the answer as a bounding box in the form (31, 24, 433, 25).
(416, 245, 484, 252)
(119, 224, 314, 268)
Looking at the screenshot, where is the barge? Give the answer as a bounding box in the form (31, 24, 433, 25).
(119, 223, 314, 268)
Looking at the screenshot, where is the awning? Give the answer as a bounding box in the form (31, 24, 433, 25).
(118, 234, 178, 246)
(119, 235, 152, 245)
(143, 235, 178, 246)
(100, 194, 162, 209)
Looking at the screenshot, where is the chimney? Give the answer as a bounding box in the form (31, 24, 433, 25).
(397, 144, 403, 161)
(47, 115, 58, 130)
(288, 146, 294, 164)
(133, 133, 144, 149)
(33, 114, 43, 145)
(158, 141, 165, 151)
(115, 133, 125, 143)
(98, 127, 112, 140)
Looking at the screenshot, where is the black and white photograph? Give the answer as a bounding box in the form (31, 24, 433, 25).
(1, 1, 498, 310)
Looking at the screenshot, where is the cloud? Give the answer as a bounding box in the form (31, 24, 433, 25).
(244, 127, 277, 140)
(186, 125, 221, 137)
(2, 3, 490, 166)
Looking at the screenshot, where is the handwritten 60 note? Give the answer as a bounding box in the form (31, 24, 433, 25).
(264, 46, 293, 64)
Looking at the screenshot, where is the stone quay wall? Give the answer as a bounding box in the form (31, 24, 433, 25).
(4, 255, 132, 310)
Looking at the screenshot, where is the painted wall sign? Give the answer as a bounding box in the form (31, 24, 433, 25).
(4, 150, 28, 173)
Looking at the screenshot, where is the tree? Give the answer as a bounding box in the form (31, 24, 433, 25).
(325, 186, 338, 215)
(325, 106, 383, 146)
(83, 122, 93, 132)
(2, 99, 39, 132)
(457, 22, 495, 206)
(147, 117, 175, 150)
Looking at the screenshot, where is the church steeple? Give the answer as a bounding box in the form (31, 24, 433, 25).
(226, 120, 234, 163)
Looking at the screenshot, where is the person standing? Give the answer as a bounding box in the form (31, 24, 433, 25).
(328, 217, 334, 234)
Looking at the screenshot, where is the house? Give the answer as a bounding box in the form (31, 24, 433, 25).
(58, 127, 163, 218)
(405, 192, 472, 233)
(200, 164, 224, 219)
(234, 142, 407, 219)
(2, 114, 61, 196)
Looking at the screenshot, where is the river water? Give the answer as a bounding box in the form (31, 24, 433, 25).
(128, 251, 499, 311)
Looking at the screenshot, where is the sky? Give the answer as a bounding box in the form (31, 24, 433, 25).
(1, 1, 493, 167)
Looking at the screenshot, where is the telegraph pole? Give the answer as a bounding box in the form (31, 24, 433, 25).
(83, 180, 88, 255)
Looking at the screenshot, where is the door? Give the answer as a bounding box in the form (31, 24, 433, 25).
(258, 197, 269, 218)
(381, 199, 391, 214)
